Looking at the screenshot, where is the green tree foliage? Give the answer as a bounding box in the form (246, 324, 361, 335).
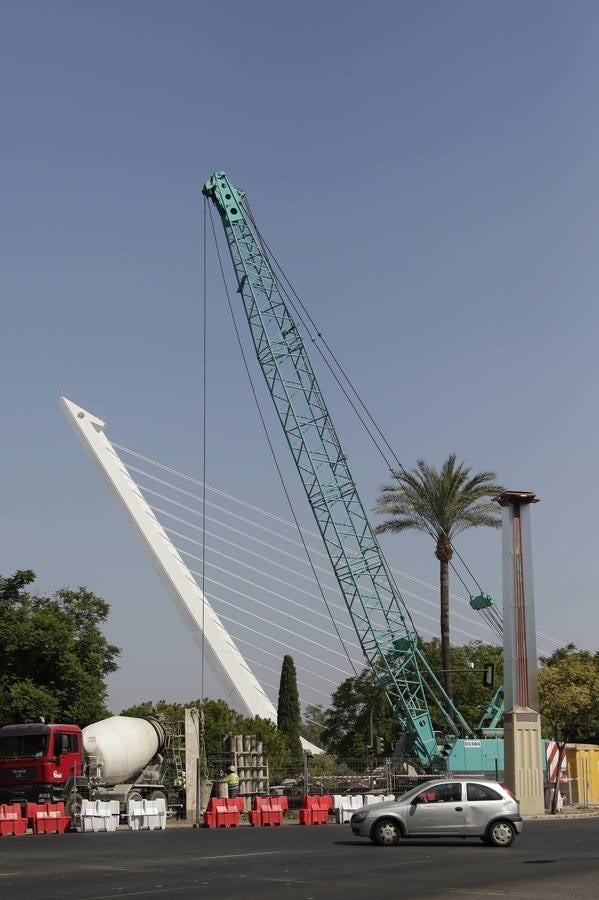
(308, 753, 352, 777)
(374, 455, 502, 698)
(419, 639, 503, 732)
(323, 668, 397, 759)
(323, 640, 503, 759)
(277, 654, 302, 760)
(0, 570, 120, 727)
(538, 645, 599, 812)
(301, 704, 326, 748)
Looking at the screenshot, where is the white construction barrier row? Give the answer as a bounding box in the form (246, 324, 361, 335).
(81, 800, 120, 833)
(128, 798, 167, 831)
(332, 794, 396, 824)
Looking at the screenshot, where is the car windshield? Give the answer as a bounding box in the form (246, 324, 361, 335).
(0, 734, 48, 759)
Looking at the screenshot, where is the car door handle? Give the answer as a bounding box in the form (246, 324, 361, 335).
(455, 806, 463, 811)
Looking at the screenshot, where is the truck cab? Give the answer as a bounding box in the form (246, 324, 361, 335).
(0, 723, 83, 806)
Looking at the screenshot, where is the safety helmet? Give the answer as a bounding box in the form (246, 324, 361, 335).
(228, 765, 236, 772)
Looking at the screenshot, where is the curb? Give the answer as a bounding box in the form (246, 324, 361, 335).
(524, 811, 599, 821)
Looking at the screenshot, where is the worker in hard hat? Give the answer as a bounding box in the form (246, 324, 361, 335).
(225, 764, 240, 798)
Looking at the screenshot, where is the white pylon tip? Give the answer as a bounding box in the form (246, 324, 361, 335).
(60, 395, 106, 430)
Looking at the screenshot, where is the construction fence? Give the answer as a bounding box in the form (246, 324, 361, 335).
(204, 756, 454, 810)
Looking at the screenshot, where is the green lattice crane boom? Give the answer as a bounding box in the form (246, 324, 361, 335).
(203, 171, 474, 767)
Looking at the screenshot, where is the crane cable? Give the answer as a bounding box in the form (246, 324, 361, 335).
(196, 198, 209, 797)
(207, 202, 359, 678)
(110, 441, 563, 650)
(244, 199, 501, 635)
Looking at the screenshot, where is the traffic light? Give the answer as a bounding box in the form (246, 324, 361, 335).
(376, 736, 385, 755)
(483, 663, 495, 688)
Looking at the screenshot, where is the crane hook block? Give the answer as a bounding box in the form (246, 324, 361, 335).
(469, 593, 495, 610)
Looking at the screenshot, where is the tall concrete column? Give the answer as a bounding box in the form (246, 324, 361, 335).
(185, 708, 200, 823)
(498, 491, 544, 815)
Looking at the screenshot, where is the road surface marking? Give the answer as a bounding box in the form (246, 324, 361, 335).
(195, 850, 280, 861)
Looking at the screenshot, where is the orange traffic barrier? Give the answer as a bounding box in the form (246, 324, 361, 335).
(203, 797, 241, 829)
(28, 802, 71, 834)
(299, 795, 332, 825)
(248, 796, 286, 827)
(0, 804, 27, 837)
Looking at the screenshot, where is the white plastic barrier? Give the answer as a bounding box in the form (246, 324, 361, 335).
(333, 795, 365, 823)
(81, 799, 120, 833)
(128, 798, 167, 831)
(334, 798, 353, 824)
(362, 794, 395, 808)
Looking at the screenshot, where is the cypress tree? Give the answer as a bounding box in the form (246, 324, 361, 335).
(277, 654, 303, 760)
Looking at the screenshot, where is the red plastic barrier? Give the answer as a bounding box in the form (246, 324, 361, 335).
(28, 802, 71, 834)
(263, 798, 284, 827)
(25, 802, 40, 828)
(299, 795, 332, 825)
(0, 804, 27, 837)
(274, 795, 288, 813)
(248, 796, 266, 827)
(204, 797, 241, 829)
(248, 796, 285, 827)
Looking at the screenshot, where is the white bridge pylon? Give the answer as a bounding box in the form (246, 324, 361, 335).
(60, 396, 320, 754)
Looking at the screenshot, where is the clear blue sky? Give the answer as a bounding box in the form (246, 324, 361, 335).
(2, 1, 598, 713)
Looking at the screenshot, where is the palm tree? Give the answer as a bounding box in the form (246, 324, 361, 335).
(374, 454, 503, 699)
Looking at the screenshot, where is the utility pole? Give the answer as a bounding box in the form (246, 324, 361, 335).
(368, 708, 374, 785)
(497, 491, 544, 815)
(303, 750, 311, 798)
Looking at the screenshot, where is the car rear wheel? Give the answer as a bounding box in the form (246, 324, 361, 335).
(486, 819, 516, 847)
(372, 818, 401, 846)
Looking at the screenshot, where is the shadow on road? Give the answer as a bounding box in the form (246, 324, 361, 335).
(334, 839, 496, 849)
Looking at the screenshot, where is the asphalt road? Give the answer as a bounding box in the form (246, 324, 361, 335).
(1, 819, 598, 900)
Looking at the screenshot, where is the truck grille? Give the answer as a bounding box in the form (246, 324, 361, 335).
(0, 766, 37, 783)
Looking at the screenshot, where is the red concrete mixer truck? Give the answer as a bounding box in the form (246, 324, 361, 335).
(0, 715, 172, 816)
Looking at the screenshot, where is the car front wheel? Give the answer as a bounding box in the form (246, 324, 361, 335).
(486, 819, 516, 847)
(372, 818, 401, 846)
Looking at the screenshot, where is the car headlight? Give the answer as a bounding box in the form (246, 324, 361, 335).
(351, 812, 368, 823)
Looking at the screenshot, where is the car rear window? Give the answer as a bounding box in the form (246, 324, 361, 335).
(467, 783, 502, 801)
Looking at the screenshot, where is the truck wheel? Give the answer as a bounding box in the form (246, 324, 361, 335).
(148, 790, 167, 804)
(127, 791, 143, 805)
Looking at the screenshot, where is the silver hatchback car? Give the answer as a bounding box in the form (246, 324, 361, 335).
(350, 779, 522, 847)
